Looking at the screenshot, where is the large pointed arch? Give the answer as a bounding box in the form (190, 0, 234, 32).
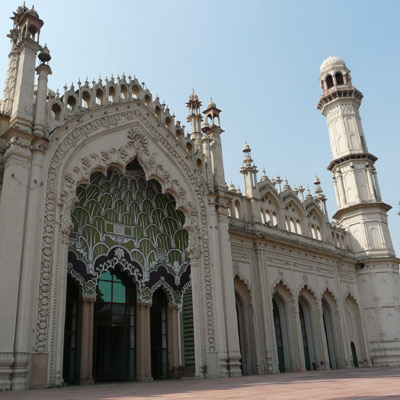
(34, 100, 213, 386)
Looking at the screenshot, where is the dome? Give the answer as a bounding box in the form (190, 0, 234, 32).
(207, 98, 216, 109)
(320, 54, 346, 73)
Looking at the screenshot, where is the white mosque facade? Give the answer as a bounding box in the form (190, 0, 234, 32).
(0, 4, 399, 391)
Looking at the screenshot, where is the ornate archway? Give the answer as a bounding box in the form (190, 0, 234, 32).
(34, 101, 214, 387)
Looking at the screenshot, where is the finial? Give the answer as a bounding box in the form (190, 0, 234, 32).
(283, 177, 290, 191)
(306, 185, 312, 200)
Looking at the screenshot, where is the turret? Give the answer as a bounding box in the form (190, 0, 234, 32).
(186, 89, 202, 152)
(240, 143, 258, 198)
(203, 98, 226, 190)
(2, 5, 44, 132)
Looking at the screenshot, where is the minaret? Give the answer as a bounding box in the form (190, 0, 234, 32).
(318, 55, 400, 366)
(318, 55, 394, 258)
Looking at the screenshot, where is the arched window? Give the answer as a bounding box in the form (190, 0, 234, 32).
(82, 91, 91, 108)
(120, 84, 128, 100)
(289, 218, 296, 233)
(96, 89, 103, 105)
(296, 220, 302, 235)
(235, 200, 240, 219)
(52, 103, 61, 121)
(335, 72, 344, 85)
(67, 95, 77, 112)
(326, 75, 334, 89)
(108, 86, 116, 103)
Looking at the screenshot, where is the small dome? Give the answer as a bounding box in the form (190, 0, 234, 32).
(189, 89, 198, 101)
(320, 54, 346, 73)
(28, 6, 39, 18)
(242, 142, 251, 153)
(207, 97, 216, 109)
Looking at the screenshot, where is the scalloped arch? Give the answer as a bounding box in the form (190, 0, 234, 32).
(296, 282, 318, 300)
(271, 278, 294, 298)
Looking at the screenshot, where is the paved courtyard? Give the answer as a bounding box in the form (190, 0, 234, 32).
(1, 368, 400, 400)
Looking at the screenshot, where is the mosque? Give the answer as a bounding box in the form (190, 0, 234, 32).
(0, 4, 399, 391)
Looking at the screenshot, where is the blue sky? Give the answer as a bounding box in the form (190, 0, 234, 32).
(1, 0, 399, 255)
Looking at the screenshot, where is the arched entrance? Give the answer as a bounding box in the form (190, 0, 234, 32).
(299, 302, 313, 371)
(63, 159, 194, 383)
(234, 277, 256, 376)
(272, 282, 296, 373)
(272, 299, 286, 373)
(35, 99, 213, 387)
(344, 296, 367, 367)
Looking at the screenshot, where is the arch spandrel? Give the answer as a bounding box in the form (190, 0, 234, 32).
(36, 101, 213, 383)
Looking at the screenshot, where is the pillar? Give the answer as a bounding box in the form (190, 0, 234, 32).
(80, 297, 94, 385)
(293, 302, 306, 371)
(167, 305, 180, 378)
(136, 302, 152, 381)
(317, 303, 331, 370)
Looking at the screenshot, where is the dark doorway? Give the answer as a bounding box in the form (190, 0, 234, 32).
(151, 289, 168, 379)
(94, 268, 136, 382)
(273, 300, 286, 373)
(299, 304, 311, 371)
(63, 277, 80, 385)
(351, 341, 359, 368)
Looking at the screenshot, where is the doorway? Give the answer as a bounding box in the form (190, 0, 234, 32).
(151, 289, 168, 379)
(94, 268, 136, 382)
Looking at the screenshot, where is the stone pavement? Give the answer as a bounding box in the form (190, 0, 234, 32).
(1, 368, 400, 400)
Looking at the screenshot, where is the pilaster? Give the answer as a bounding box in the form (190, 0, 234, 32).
(167, 305, 180, 378)
(79, 297, 94, 385)
(136, 302, 153, 381)
(0, 134, 32, 356)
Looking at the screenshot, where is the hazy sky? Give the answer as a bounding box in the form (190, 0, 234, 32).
(1, 0, 399, 255)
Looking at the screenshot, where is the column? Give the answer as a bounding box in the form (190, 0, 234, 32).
(136, 302, 152, 381)
(317, 303, 330, 370)
(337, 171, 347, 205)
(167, 305, 180, 378)
(365, 167, 376, 201)
(293, 302, 306, 371)
(80, 297, 94, 385)
(333, 176, 341, 208)
(372, 169, 382, 200)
